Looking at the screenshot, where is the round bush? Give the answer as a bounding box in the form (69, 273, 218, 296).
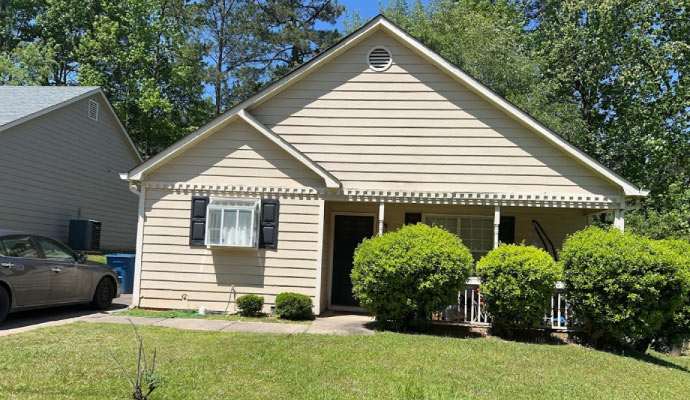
(652, 239, 690, 352)
(236, 294, 264, 317)
(476, 244, 560, 332)
(351, 223, 474, 330)
(561, 227, 690, 349)
(275, 292, 313, 320)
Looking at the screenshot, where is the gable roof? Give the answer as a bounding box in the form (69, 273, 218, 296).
(0, 86, 142, 162)
(124, 15, 646, 197)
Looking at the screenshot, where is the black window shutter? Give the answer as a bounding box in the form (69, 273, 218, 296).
(259, 199, 280, 249)
(189, 196, 209, 246)
(498, 216, 515, 244)
(405, 212, 422, 225)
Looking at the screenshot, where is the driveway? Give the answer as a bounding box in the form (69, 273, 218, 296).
(0, 294, 131, 336)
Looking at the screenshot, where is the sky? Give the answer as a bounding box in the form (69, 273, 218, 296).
(330, 0, 383, 31)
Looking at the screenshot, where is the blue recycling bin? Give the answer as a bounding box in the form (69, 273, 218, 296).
(106, 254, 136, 294)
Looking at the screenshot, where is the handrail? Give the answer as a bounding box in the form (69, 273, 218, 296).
(532, 219, 558, 261)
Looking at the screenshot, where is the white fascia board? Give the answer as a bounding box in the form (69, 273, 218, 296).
(239, 110, 341, 188)
(377, 19, 645, 197)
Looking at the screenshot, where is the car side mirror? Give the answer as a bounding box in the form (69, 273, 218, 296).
(77, 252, 87, 264)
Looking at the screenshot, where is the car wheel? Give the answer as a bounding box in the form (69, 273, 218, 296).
(0, 286, 9, 323)
(91, 278, 115, 310)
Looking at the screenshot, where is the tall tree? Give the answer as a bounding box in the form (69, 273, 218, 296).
(78, 0, 212, 157)
(197, 0, 261, 116)
(221, 0, 344, 106)
(533, 0, 690, 235)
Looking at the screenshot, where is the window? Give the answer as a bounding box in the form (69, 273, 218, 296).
(1, 236, 39, 258)
(424, 215, 494, 261)
(460, 217, 494, 261)
(36, 237, 76, 262)
(424, 216, 458, 235)
(205, 198, 260, 247)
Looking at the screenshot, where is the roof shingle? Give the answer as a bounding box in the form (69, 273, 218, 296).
(0, 86, 99, 128)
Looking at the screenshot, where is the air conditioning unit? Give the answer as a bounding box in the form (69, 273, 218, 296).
(68, 219, 102, 251)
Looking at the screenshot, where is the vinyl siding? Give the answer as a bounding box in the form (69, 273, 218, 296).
(0, 94, 139, 249)
(139, 190, 321, 312)
(139, 119, 325, 311)
(251, 31, 621, 196)
(146, 119, 324, 188)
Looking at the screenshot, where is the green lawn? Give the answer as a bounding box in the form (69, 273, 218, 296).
(0, 323, 688, 399)
(115, 308, 311, 324)
(87, 254, 107, 264)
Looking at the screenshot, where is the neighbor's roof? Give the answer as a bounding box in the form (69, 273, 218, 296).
(124, 14, 646, 197)
(0, 86, 99, 128)
(0, 86, 142, 162)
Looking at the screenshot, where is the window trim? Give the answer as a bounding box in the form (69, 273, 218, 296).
(205, 198, 260, 248)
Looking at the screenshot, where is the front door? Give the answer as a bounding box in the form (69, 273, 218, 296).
(331, 215, 374, 306)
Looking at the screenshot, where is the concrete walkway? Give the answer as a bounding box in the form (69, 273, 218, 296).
(81, 311, 375, 335)
(1, 307, 375, 337)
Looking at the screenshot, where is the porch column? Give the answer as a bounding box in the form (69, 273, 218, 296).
(613, 208, 625, 232)
(378, 202, 385, 235)
(493, 206, 500, 248)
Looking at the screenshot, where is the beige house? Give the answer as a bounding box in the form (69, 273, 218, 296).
(0, 86, 142, 250)
(121, 16, 647, 314)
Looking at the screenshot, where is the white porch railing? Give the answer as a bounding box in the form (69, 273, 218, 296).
(441, 278, 579, 330)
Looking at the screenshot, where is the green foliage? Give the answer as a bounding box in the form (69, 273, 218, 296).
(476, 244, 561, 331)
(560, 227, 690, 349)
(236, 294, 264, 317)
(351, 223, 474, 330)
(0, 0, 344, 156)
(627, 182, 690, 241)
(275, 292, 313, 320)
(533, 0, 690, 226)
(652, 239, 690, 351)
(77, 0, 212, 157)
(0, 41, 57, 85)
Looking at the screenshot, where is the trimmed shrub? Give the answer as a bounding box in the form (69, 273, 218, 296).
(275, 292, 313, 320)
(476, 244, 560, 333)
(236, 294, 264, 317)
(560, 227, 690, 350)
(351, 223, 474, 330)
(652, 239, 690, 352)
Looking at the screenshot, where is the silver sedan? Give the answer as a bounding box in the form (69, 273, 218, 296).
(0, 230, 120, 323)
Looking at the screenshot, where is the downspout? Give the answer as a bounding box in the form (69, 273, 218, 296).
(128, 183, 140, 196)
(121, 173, 145, 309)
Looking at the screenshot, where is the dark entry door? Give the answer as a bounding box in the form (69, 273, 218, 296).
(331, 215, 374, 306)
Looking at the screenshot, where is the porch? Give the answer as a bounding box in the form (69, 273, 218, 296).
(317, 199, 620, 315)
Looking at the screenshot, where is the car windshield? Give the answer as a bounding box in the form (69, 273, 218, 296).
(1, 236, 40, 258)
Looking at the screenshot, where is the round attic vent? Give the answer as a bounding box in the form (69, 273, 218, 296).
(367, 46, 392, 71)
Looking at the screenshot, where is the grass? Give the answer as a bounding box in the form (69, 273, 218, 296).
(115, 308, 311, 324)
(87, 254, 107, 264)
(0, 323, 688, 399)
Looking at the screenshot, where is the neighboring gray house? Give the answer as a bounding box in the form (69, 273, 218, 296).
(0, 86, 142, 250)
